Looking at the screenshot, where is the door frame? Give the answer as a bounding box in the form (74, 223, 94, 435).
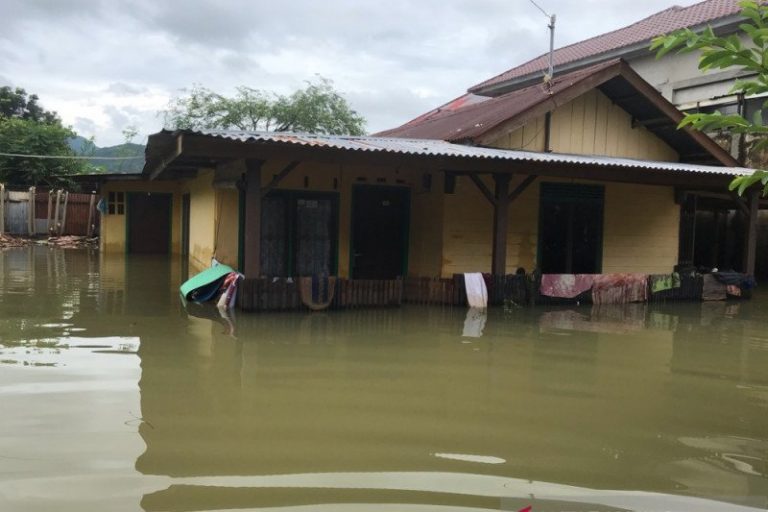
(125, 192, 173, 254)
(349, 184, 411, 279)
(181, 193, 190, 258)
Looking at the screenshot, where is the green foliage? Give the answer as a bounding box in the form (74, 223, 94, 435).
(651, 0, 768, 195)
(163, 77, 366, 136)
(0, 118, 82, 187)
(0, 86, 90, 186)
(0, 86, 60, 124)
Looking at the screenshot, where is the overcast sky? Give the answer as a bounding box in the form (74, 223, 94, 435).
(1, 0, 702, 147)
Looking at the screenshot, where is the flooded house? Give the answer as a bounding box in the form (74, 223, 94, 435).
(93, 60, 757, 309)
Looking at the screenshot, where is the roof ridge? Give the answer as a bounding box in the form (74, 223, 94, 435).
(469, 0, 739, 93)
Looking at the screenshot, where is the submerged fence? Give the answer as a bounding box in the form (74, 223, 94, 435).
(238, 277, 405, 312)
(0, 186, 98, 237)
(237, 272, 744, 312)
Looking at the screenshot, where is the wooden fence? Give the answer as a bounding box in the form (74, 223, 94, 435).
(238, 277, 404, 312)
(403, 274, 531, 306)
(237, 274, 535, 312)
(0, 186, 97, 236)
(237, 271, 738, 312)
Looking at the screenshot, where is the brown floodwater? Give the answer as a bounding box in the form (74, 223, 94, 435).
(0, 247, 766, 512)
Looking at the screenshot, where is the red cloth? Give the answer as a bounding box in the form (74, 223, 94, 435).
(591, 274, 648, 304)
(540, 274, 595, 298)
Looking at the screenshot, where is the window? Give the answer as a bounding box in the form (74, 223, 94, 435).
(108, 191, 125, 215)
(538, 183, 604, 274)
(260, 191, 338, 277)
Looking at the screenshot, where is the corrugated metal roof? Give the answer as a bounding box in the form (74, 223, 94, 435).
(375, 60, 618, 141)
(470, 0, 741, 93)
(171, 128, 752, 177)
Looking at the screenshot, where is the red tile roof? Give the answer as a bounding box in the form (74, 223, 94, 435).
(469, 0, 742, 94)
(376, 60, 621, 141)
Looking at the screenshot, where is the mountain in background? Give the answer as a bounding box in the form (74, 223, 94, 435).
(68, 135, 145, 173)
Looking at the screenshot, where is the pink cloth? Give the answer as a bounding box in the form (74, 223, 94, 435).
(591, 274, 648, 305)
(540, 274, 595, 298)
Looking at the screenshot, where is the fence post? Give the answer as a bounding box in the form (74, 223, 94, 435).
(28, 186, 35, 235)
(59, 191, 69, 236)
(52, 190, 62, 236)
(46, 190, 53, 234)
(0, 183, 5, 235)
(86, 193, 96, 237)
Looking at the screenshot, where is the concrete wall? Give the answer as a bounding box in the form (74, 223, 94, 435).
(628, 34, 753, 107)
(184, 170, 216, 272)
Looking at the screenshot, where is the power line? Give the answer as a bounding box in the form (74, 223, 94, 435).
(0, 152, 142, 160)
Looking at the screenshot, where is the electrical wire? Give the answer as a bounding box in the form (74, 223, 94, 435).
(0, 152, 142, 160)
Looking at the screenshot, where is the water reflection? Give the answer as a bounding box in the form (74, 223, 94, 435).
(0, 247, 766, 512)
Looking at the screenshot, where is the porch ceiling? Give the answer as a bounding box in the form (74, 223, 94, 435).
(142, 129, 753, 189)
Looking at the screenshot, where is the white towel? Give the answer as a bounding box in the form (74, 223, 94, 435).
(464, 272, 488, 308)
(462, 307, 487, 337)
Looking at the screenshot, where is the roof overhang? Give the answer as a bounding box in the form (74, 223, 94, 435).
(140, 129, 751, 189)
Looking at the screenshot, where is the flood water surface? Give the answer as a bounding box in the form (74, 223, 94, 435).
(0, 248, 767, 511)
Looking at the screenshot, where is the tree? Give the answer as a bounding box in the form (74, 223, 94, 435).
(651, 0, 768, 195)
(163, 77, 366, 136)
(0, 86, 59, 124)
(0, 86, 88, 187)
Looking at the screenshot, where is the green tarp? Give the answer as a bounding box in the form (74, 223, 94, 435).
(180, 264, 235, 302)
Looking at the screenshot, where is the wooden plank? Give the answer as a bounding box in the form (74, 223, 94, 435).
(0, 184, 4, 234)
(52, 190, 61, 235)
(45, 191, 52, 235)
(86, 194, 96, 237)
(27, 187, 35, 235)
(243, 159, 263, 279)
(59, 191, 69, 235)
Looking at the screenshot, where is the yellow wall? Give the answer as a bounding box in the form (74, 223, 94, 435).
(437, 89, 682, 277)
(440, 177, 679, 277)
(602, 183, 679, 274)
(100, 181, 183, 255)
(213, 188, 240, 270)
(184, 170, 216, 272)
(490, 89, 679, 161)
(408, 173, 444, 277)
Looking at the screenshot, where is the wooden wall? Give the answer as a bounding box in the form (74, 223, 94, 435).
(491, 89, 679, 160)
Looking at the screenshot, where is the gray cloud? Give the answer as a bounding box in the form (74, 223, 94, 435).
(105, 82, 147, 96)
(0, 0, 703, 145)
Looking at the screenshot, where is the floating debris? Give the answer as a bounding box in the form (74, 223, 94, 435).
(0, 234, 98, 250)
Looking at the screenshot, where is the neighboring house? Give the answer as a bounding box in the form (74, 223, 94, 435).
(92, 59, 755, 309)
(468, 0, 748, 141)
(379, 0, 768, 277)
